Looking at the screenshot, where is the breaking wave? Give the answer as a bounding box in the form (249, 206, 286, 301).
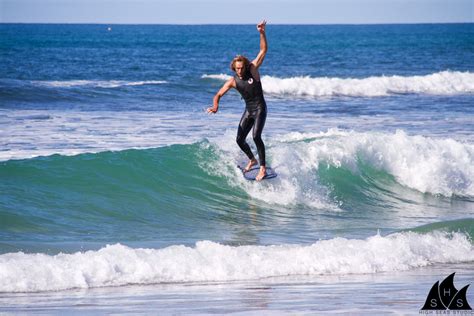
(202, 71, 474, 97)
(0, 231, 472, 292)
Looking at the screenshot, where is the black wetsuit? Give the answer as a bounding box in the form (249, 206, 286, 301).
(234, 68, 267, 167)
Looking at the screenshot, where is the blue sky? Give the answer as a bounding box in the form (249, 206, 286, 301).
(1, 0, 472, 24)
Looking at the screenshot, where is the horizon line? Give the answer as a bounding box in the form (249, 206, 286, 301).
(1, 21, 473, 26)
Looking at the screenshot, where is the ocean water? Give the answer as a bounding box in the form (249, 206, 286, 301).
(1, 23, 474, 314)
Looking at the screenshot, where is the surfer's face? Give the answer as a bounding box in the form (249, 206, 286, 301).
(234, 61, 245, 79)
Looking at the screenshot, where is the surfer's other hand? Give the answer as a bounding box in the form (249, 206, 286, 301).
(206, 106, 218, 114)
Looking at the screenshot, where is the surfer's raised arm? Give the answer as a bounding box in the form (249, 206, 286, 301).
(251, 20, 267, 69)
(207, 77, 235, 114)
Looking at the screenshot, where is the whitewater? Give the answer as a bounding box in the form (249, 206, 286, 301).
(202, 70, 474, 97)
(1, 232, 473, 293)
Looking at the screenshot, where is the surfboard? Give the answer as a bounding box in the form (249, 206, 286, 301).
(237, 165, 277, 181)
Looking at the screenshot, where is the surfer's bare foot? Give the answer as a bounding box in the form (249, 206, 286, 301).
(256, 166, 266, 181)
(244, 158, 258, 172)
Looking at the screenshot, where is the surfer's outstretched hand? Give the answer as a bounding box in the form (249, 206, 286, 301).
(206, 106, 218, 114)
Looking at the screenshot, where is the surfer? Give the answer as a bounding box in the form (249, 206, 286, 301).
(207, 20, 268, 181)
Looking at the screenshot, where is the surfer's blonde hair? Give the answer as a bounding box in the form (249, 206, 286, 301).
(230, 55, 250, 72)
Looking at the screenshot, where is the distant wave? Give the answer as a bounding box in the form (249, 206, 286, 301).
(202, 74, 232, 81)
(202, 71, 474, 97)
(32, 79, 168, 88)
(0, 231, 472, 292)
(32, 80, 167, 88)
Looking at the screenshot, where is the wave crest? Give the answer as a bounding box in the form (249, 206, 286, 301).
(273, 129, 474, 197)
(202, 71, 474, 97)
(0, 231, 471, 292)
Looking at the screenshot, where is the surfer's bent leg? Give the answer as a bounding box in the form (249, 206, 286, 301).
(252, 107, 267, 167)
(236, 110, 255, 160)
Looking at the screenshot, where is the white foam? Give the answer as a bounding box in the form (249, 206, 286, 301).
(278, 129, 474, 197)
(200, 130, 332, 209)
(203, 71, 474, 97)
(33, 80, 167, 88)
(201, 74, 232, 81)
(0, 231, 472, 292)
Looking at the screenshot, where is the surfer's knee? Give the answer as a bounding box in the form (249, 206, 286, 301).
(253, 134, 263, 146)
(236, 134, 245, 146)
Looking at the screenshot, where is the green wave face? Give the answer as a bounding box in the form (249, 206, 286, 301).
(1, 141, 473, 253)
(405, 219, 474, 239)
(0, 143, 244, 248)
